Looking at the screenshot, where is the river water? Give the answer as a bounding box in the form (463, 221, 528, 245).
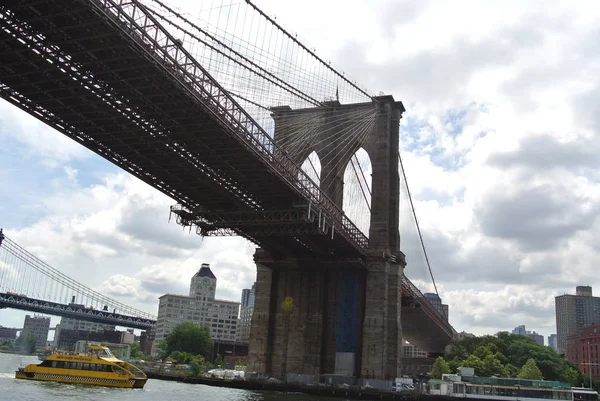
(0, 353, 338, 401)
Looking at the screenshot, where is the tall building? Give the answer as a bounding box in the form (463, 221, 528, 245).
(511, 325, 544, 345)
(189, 263, 217, 300)
(526, 331, 544, 345)
(548, 334, 558, 352)
(566, 323, 600, 380)
(57, 317, 115, 332)
(53, 317, 115, 348)
(401, 340, 427, 358)
(140, 330, 155, 356)
(0, 326, 17, 341)
(424, 292, 449, 320)
(401, 340, 432, 376)
(241, 285, 256, 309)
(237, 283, 256, 343)
(21, 315, 50, 348)
(54, 329, 122, 351)
(153, 263, 240, 355)
(555, 286, 600, 355)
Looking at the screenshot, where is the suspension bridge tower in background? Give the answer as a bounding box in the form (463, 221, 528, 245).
(248, 95, 405, 380)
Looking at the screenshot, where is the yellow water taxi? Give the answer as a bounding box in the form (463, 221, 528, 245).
(15, 344, 147, 388)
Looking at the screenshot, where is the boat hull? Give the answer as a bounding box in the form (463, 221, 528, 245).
(15, 370, 147, 389)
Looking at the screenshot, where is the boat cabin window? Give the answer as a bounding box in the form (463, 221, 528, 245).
(39, 360, 66, 368)
(41, 360, 114, 372)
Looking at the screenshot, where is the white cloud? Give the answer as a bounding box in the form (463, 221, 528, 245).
(0, 101, 89, 163)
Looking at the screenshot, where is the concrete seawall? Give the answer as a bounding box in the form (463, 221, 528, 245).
(145, 371, 450, 401)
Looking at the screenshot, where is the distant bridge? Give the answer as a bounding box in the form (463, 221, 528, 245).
(0, 233, 156, 330)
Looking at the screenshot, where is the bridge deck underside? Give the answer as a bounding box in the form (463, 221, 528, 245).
(401, 293, 453, 353)
(0, 0, 363, 259)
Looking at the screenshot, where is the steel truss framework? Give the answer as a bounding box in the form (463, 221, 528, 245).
(170, 204, 342, 238)
(0, 293, 156, 330)
(0, 0, 367, 260)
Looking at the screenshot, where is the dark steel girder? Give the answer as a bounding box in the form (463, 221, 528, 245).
(2, 0, 298, 207)
(170, 203, 360, 257)
(0, 15, 264, 212)
(0, 3, 284, 211)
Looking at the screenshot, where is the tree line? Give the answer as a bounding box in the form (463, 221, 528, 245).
(0, 335, 37, 354)
(156, 321, 216, 373)
(431, 332, 587, 387)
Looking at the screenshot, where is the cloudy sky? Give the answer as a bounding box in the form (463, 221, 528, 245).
(2, 0, 600, 342)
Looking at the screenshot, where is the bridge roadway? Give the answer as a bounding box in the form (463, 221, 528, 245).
(0, 292, 156, 330)
(0, 0, 454, 364)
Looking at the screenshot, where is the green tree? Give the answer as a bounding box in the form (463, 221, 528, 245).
(161, 322, 212, 360)
(444, 333, 578, 382)
(215, 354, 224, 366)
(190, 361, 201, 376)
(431, 357, 451, 379)
(481, 354, 506, 377)
(518, 358, 544, 380)
(494, 351, 508, 365)
(193, 355, 206, 364)
(473, 345, 492, 360)
(170, 351, 194, 364)
(169, 350, 185, 363)
(447, 356, 463, 374)
(560, 366, 581, 386)
(25, 336, 37, 354)
(504, 363, 520, 378)
(130, 342, 144, 359)
(461, 354, 485, 375)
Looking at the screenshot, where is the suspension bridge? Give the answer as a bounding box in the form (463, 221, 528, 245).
(0, 230, 156, 329)
(0, 0, 455, 379)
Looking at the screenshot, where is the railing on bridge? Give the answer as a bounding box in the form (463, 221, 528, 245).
(401, 277, 456, 337)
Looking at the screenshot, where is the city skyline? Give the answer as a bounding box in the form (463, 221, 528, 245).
(2, 0, 600, 341)
(0, 274, 577, 343)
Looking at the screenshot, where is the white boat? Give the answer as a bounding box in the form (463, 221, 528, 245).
(429, 374, 598, 401)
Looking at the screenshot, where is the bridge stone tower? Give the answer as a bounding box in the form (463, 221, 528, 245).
(247, 95, 406, 380)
